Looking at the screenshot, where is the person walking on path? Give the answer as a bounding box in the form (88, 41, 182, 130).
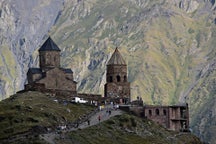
(109, 110, 111, 116)
(98, 115, 101, 122)
(76, 121, 79, 128)
(87, 119, 90, 125)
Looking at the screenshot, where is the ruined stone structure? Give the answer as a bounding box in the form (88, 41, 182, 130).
(120, 104, 189, 132)
(104, 48, 130, 104)
(25, 37, 77, 95)
(143, 105, 189, 131)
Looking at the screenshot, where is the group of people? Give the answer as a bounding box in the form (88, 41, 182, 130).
(106, 109, 112, 116)
(98, 108, 113, 122)
(85, 102, 120, 126)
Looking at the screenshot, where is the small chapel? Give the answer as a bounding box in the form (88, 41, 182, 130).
(25, 37, 77, 96)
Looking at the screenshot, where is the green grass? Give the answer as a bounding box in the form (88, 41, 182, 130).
(56, 114, 202, 144)
(0, 91, 95, 140)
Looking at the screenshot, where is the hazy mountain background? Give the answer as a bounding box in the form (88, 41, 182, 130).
(0, 0, 216, 143)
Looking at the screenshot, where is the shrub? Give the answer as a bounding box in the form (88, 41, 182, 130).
(106, 120, 115, 125)
(130, 117, 137, 127)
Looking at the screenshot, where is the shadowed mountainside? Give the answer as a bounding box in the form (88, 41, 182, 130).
(0, 0, 63, 99)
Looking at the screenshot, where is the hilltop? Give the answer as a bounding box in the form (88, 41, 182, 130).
(0, 91, 95, 143)
(60, 114, 202, 144)
(0, 91, 202, 144)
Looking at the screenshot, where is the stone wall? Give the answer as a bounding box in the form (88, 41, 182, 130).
(27, 71, 42, 84)
(144, 105, 169, 128)
(119, 105, 189, 132)
(39, 51, 60, 70)
(104, 82, 130, 99)
(24, 83, 77, 99)
(106, 65, 127, 83)
(37, 68, 76, 91)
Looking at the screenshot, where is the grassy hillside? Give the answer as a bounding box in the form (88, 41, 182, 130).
(0, 91, 95, 142)
(0, 91, 202, 144)
(56, 114, 202, 144)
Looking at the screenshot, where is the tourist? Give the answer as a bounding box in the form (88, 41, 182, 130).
(109, 110, 111, 115)
(98, 115, 101, 122)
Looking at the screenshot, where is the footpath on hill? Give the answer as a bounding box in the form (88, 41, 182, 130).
(41, 104, 124, 144)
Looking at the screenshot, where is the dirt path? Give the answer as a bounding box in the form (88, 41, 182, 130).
(41, 105, 123, 144)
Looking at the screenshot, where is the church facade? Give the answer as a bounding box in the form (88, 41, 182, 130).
(25, 37, 77, 96)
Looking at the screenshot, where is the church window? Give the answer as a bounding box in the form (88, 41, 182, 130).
(163, 109, 167, 116)
(149, 110, 152, 116)
(40, 55, 45, 64)
(54, 56, 56, 63)
(117, 75, 121, 82)
(109, 76, 113, 82)
(124, 75, 127, 82)
(156, 109, 160, 115)
(47, 54, 51, 65)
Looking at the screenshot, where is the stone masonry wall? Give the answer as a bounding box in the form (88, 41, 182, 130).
(37, 68, 76, 91)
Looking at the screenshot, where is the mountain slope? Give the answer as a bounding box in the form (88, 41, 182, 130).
(0, 0, 63, 99)
(0, 0, 216, 143)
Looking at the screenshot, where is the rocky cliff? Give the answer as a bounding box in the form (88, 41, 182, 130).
(0, 0, 215, 143)
(0, 0, 63, 99)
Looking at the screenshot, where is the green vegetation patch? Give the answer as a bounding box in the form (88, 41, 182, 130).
(57, 114, 202, 144)
(0, 91, 95, 140)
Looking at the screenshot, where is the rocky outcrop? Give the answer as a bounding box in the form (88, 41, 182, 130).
(0, 0, 64, 98)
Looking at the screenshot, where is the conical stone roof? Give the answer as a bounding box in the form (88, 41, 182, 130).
(107, 48, 126, 65)
(39, 37, 61, 51)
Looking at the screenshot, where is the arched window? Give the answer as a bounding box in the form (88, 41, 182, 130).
(124, 75, 127, 82)
(54, 56, 57, 63)
(156, 109, 159, 115)
(53, 56, 57, 66)
(109, 76, 113, 82)
(163, 109, 166, 116)
(117, 75, 121, 82)
(46, 54, 51, 65)
(40, 55, 45, 64)
(149, 110, 152, 116)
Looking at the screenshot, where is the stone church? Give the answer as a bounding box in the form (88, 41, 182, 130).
(104, 48, 130, 104)
(24, 37, 189, 132)
(106, 49, 189, 132)
(25, 37, 77, 96)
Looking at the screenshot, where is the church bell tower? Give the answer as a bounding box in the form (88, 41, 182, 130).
(38, 37, 61, 71)
(104, 48, 130, 104)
